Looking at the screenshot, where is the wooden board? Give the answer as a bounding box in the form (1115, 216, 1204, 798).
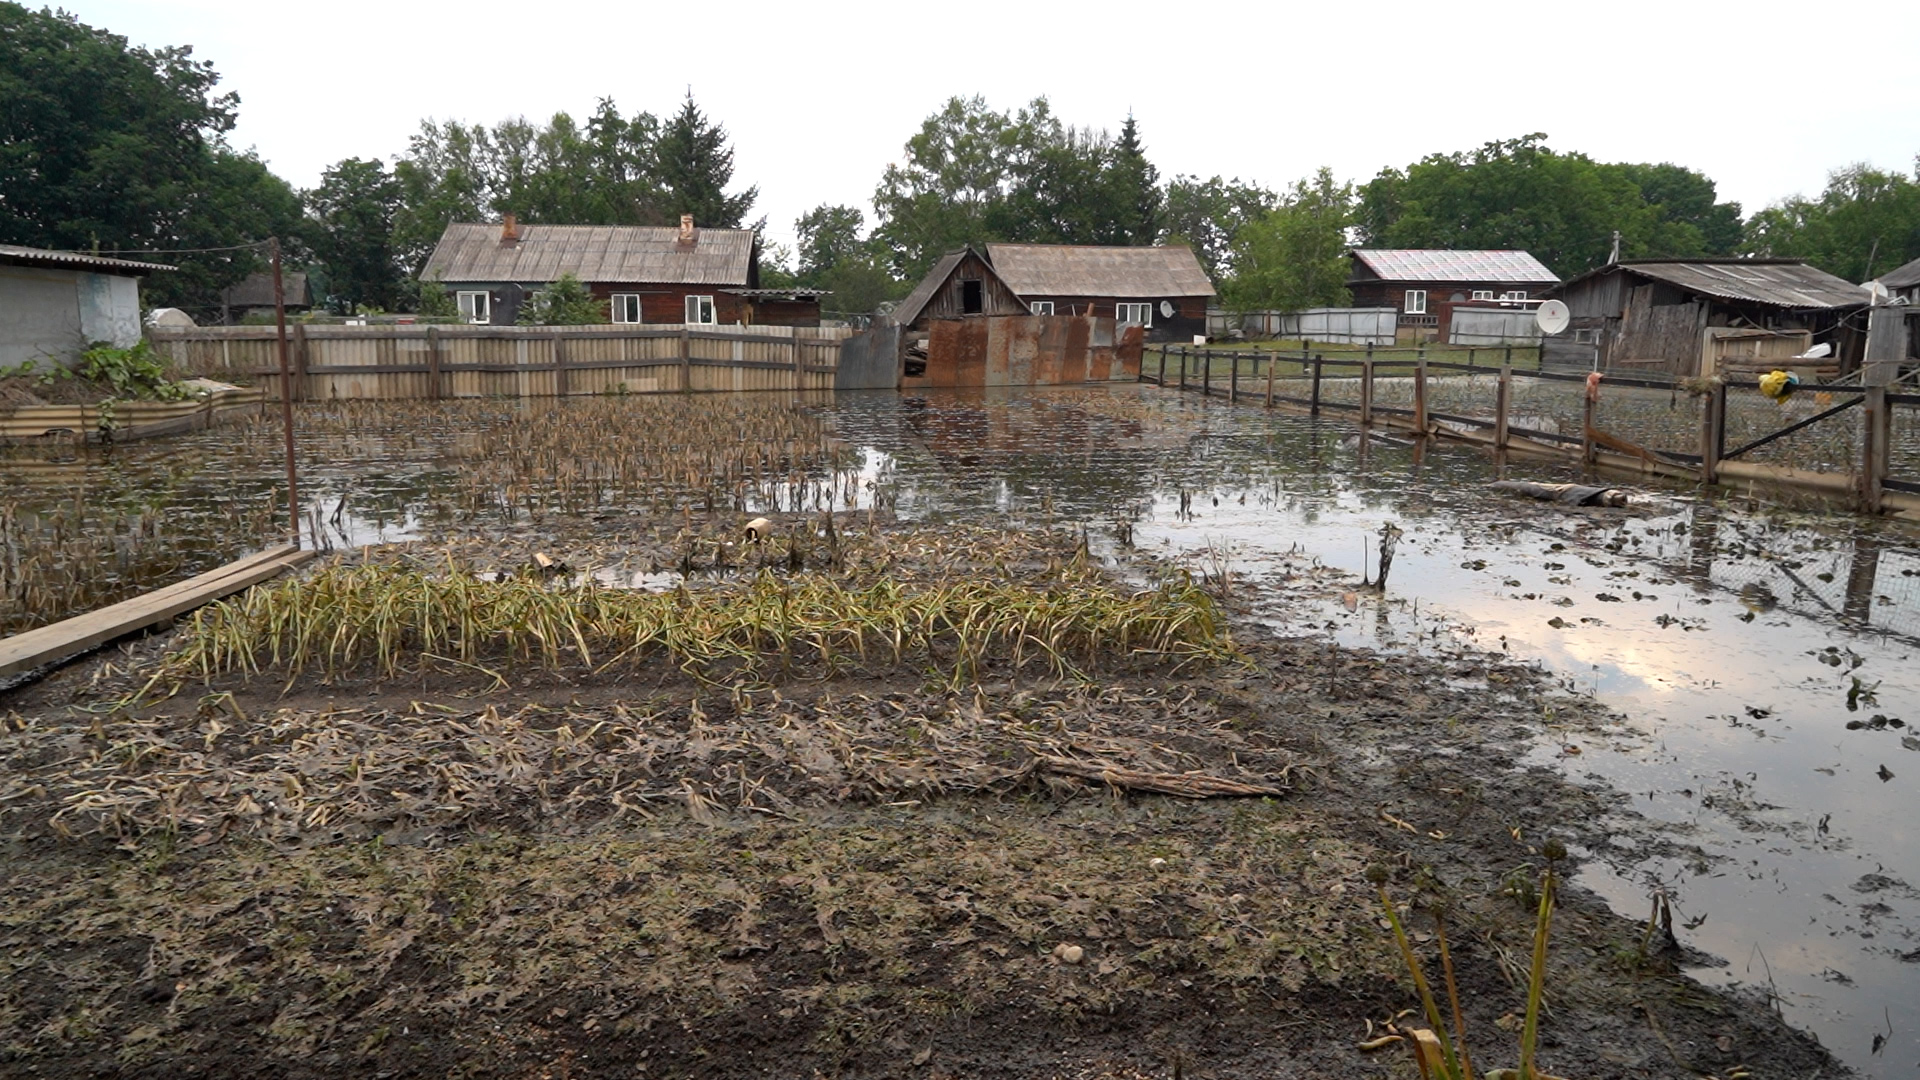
(0, 545, 315, 679)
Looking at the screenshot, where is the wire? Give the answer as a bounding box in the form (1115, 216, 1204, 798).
(59, 240, 273, 256)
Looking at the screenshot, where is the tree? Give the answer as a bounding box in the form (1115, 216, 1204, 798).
(1106, 114, 1163, 246)
(0, 4, 301, 316)
(516, 273, 604, 325)
(1745, 163, 1920, 282)
(303, 157, 404, 313)
(1163, 175, 1276, 284)
(796, 204, 868, 278)
(656, 93, 756, 228)
(1222, 168, 1353, 313)
(1615, 162, 1743, 255)
(791, 203, 903, 316)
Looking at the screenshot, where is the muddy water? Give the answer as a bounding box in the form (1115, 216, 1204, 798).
(3, 387, 1916, 1074)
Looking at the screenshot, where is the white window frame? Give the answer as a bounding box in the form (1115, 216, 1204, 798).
(1502, 290, 1529, 303)
(457, 290, 490, 324)
(1470, 289, 1495, 302)
(684, 294, 715, 325)
(1573, 328, 1598, 344)
(1403, 289, 1427, 315)
(1116, 302, 1152, 327)
(1028, 301, 1055, 316)
(611, 293, 642, 324)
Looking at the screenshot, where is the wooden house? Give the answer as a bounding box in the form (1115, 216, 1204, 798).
(888, 248, 1029, 331)
(1346, 250, 1559, 343)
(984, 243, 1213, 343)
(420, 215, 825, 327)
(1872, 255, 1920, 359)
(1542, 259, 1868, 376)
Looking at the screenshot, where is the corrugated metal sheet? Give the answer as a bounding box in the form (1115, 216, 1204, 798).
(1877, 255, 1920, 291)
(1622, 261, 1866, 309)
(1350, 249, 1558, 283)
(0, 244, 174, 275)
(420, 224, 752, 285)
(985, 244, 1214, 298)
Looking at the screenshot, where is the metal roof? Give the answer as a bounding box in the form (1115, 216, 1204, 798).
(984, 243, 1215, 298)
(0, 243, 174, 275)
(1877, 255, 1920, 291)
(1350, 249, 1558, 283)
(733, 288, 831, 298)
(420, 223, 754, 286)
(1602, 259, 1867, 309)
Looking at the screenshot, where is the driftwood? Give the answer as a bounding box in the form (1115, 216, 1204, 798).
(1488, 480, 1627, 507)
(1034, 755, 1289, 798)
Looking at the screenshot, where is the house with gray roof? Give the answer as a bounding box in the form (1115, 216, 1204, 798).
(983, 243, 1214, 343)
(1346, 249, 1561, 343)
(419, 215, 825, 327)
(0, 244, 171, 370)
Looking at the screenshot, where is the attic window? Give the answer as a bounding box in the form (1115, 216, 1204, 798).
(960, 279, 983, 315)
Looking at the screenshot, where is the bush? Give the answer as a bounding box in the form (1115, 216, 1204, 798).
(517, 273, 606, 326)
(72, 341, 196, 401)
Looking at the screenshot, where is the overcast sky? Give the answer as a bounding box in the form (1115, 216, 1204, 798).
(63, 0, 1920, 253)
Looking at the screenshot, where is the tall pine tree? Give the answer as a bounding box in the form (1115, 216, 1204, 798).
(656, 93, 757, 228)
(1108, 113, 1163, 245)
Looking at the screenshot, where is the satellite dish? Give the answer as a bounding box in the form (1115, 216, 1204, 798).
(1159, 300, 1175, 319)
(1865, 280, 1890, 304)
(1535, 299, 1571, 336)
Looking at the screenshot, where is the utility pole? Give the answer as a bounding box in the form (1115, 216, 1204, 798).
(270, 237, 301, 548)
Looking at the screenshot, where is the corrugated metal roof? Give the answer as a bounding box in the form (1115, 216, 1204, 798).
(1350, 249, 1559, 283)
(1877, 255, 1920, 291)
(1616, 260, 1866, 309)
(419, 223, 753, 286)
(0, 243, 174, 274)
(984, 243, 1214, 298)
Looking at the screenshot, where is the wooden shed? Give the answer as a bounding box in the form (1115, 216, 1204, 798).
(1542, 259, 1868, 377)
(888, 248, 1028, 331)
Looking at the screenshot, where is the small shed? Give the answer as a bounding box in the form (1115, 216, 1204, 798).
(984, 243, 1213, 343)
(1543, 259, 1869, 377)
(1871, 256, 1920, 358)
(0, 244, 171, 370)
(220, 272, 312, 323)
(1346, 250, 1560, 343)
(889, 248, 1028, 332)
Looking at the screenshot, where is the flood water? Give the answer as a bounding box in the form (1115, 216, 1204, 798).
(3, 385, 1916, 1075)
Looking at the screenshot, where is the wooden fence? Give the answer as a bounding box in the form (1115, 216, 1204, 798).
(148, 324, 851, 400)
(1144, 343, 1920, 516)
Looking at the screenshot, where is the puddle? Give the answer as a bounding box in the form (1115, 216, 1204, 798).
(3, 385, 1916, 1074)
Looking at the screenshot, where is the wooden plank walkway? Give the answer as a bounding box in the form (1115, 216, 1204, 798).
(0, 545, 315, 680)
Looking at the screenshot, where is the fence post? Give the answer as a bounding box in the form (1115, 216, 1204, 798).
(1864, 385, 1890, 513)
(1582, 392, 1596, 466)
(1179, 347, 1187, 390)
(1203, 349, 1211, 397)
(1495, 365, 1511, 449)
(1229, 351, 1238, 403)
(1468, 347, 1476, 371)
(1265, 350, 1277, 408)
(1699, 380, 1725, 484)
(1310, 355, 1323, 416)
(1158, 345, 1168, 385)
(553, 333, 569, 397)
(793, 333, 806, 389)
(426, 326, 443, 400)
(679, 325, 692, 393)
(1504, 345, 1513, 370)
(1360, 358, 1374, 426)
(292, 323, 310, 401)
(1414, 354, 1428, 433)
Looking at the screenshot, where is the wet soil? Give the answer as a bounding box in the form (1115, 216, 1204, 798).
(0, 518, 1841, 1079)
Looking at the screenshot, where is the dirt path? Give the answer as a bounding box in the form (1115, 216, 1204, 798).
(0, 519, 1840, 1078)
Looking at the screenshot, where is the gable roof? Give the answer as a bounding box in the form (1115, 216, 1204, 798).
(889, 248, 1026, 327)
(222, 272, 311, 308)
(1350, 249, 1559, 284)
(984, 243, 1214, 298)
(420, 223, 753, 286)
(1878, 254, 1920, 291)
(1557, 258, 1866, 310)
(0, 243, 173, 275)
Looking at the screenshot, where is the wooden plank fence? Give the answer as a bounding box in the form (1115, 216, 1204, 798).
(149, 324, 852, 401)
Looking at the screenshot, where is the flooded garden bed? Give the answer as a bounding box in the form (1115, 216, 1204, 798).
(1, 386, 1914, 1077)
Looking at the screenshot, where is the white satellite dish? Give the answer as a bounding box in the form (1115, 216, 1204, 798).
(1865, 280, 1890, 304)
(1159, 300, 1175, 319)
(1535, 299, 1570, 336)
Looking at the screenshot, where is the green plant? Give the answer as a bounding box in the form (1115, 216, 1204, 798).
(516, 273, 605, 326)
(73, 341, 196, 402)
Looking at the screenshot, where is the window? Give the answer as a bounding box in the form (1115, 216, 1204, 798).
(457, 291, 490, 324)
(1029, 301, 1055, 316)
(1116, 302, 1152, 326)
(960, 279, 984, 314)
(1403, 290, 1427, 315)
(1573, 328, 1598, 344)
(684, 294, 715, 324)
(611, 293, 642, 323)
(1501, 290, 1529, 303)
(1471, 290, 1495, 301)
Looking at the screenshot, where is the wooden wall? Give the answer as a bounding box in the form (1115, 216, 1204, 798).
(908, 250, 1028, 328)
(1018, 295, 1207, 343)
(149, 324, 851, 400)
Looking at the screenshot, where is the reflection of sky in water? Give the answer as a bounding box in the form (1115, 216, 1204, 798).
(5, 387, 1916, 1074)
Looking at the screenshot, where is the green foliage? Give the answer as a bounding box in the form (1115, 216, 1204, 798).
(0, 4, 301, 317)
(1356, 134, 1745, 277)
(303, 157, 405, 313)
(1164, 175, 1277, 284)
(410, 277, 459, 319)
(1222, 168, 1353, 313)
(9, 341, 197, 403)
(516, 273, 604, 325)
(791, 204, 906, 316)
(1744, 162, 1920, 282)
(796, 204, 867, 279)
(656, 93, 757, 228)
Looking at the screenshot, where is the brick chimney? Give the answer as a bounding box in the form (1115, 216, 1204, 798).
(501, 213, 520, 244)
(677, 214, 695, 247)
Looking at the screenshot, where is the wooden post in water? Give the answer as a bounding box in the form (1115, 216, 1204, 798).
(1863, 385, 1890, 513)
(1158, 345, 1168, 385)
(1178, 347, 1187, 390)
(1229, 351, 1238, 403)
(1310, 355, 1323, 416)
(1360, 358, 1374, 426)
(1699, 380, 1725, 484)
(425, 326, 443, 400)
(1203, 349, 1211, 397)
(1414, 355, 1429, 433)
(1581, 393, 1596, 466)
(1495, 365, 1511, 449)
(291, 323, 310, 402)
(268, 237, 300, 548)
(1265, 350, 1277, 408)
